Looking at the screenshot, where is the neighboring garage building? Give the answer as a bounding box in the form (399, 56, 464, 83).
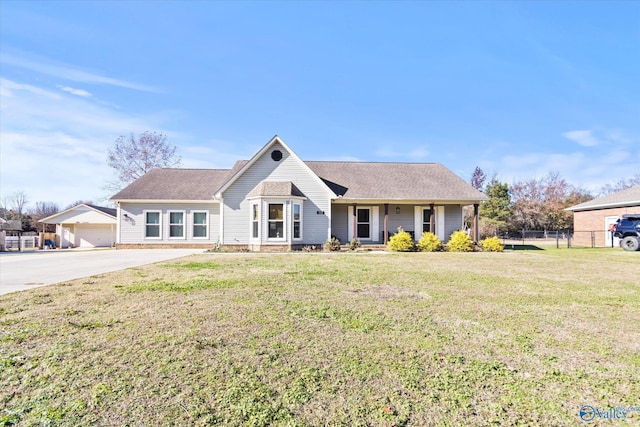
(566, 185, 640, 248)
(40, 204, 117, 248)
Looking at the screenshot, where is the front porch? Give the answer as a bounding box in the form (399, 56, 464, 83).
(331, 202, 480, 245)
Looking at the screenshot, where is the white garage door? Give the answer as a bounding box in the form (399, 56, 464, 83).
(75, 225, 113, 247)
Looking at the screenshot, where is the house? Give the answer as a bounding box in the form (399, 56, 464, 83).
(566, 185, 640, 247)
(39, 204, 117, 248)
(111, 136, 487, 250)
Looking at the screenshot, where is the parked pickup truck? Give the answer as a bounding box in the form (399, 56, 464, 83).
(611, 214, 640, 251)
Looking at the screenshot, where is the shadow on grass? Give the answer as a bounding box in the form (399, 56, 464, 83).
(504, 244, 545, 251)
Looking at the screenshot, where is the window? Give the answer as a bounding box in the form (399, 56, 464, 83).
(252, 204, 259, 239)
(268, 203, 284, 239)
(357, 208, 370, 239)
(271, 150, 283, 161)
(193, 212, 208, 238)
(293, 203, 301, 239)
(423, 209, 434, 233)
(145, 211, 161, 238)
(169, 211, 185, 238)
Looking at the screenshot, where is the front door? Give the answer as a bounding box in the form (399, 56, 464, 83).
(61, 227, 71, 248)
(605, 216, 620, 248)
(357, 208, 371, 239)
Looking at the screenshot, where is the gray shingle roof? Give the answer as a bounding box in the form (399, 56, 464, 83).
(111, 160, 486, 202)
(247, 181, 306, 198)
(87, 204, 116, 218)
(110, 168, 235, 200)
(306, 161, 487, 201)
(566, 185, 640, 211)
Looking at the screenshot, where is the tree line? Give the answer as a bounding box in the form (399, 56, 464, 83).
(470, 167, 640, 238)
(0, 192, 96, 233)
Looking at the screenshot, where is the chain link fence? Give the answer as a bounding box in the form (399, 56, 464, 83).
(497, 230, 618, 249)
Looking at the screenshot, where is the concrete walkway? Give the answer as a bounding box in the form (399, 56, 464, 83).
(0, 248, 204, 295)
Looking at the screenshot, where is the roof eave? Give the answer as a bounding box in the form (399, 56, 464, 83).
(565, 200, 640, 212)
(113, 199, 219, 204)
(332, 197, 487, 205)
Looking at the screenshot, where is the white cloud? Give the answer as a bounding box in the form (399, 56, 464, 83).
(0, 78, 169, 207)
(562, 130, 602, 147)
(57, 85, 91, 97)
(493, 145, 638, 192)
(2, 51, 160, 92)
(1, 78, 61, 99)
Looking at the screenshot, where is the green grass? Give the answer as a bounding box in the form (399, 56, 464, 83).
(1, 249, 638, 426)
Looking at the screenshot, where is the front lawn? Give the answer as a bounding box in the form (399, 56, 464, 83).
(1, 249, 638, 426)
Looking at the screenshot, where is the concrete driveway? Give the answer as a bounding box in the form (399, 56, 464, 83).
(0, 248, 205, 295)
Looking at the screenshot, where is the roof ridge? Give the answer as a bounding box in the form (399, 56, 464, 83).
(305, 160, 440, 165)
(152, 168, 233, 171)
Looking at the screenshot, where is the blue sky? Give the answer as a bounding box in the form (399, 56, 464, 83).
(1, 0, 639, 208)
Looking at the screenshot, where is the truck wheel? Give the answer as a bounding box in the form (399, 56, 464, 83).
(621, 236, 640, 251)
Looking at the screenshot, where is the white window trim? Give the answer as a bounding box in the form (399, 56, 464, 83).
(168, 210, 186, 239)
(192, 211, 209, 239)
(144, 210, 162, 240)
(292, 202, 303, 240)
(266, 200, 287, 242)
(250, 202, 260, 242)
(436, 206, 445, 241)
(348, 206, 379, 241)
(414, 206, 445, 241)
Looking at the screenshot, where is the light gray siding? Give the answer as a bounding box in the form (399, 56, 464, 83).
(222, 142, 332, 245)
(444, 205, 463, 241)
(385, 205, 416, 237)
(331, 205, 349, 243)
(119, 202, 219, 244)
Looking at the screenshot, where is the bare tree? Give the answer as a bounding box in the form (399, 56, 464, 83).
(107, 131, 181, 188)
(10, 191, 29, 220)
(31, 201, 60, 232)
(33, 201, 60, 217)
(599, 173, 640, 195)
(509, 172, 592, 232)
(470, 167, 487, 191)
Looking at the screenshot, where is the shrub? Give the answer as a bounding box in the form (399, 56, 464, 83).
(349, 238, 362, 251)
(481, 236, 504, 252)
(447, 230, 473, 252)
(417, 232, 442, 252)
(324, 237, 341, 252)
(387, 227, 415, 252)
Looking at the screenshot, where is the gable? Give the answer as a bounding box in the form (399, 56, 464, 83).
(216, 136, 336, 199)
(40, 204, 117, 225)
